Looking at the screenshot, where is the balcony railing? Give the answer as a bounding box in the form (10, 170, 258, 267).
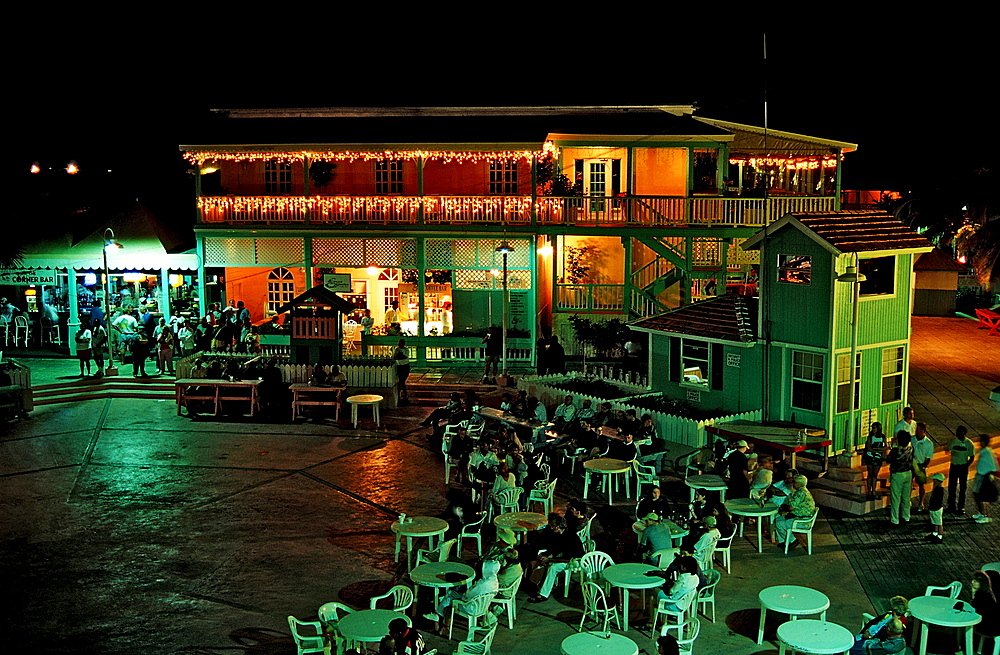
(198, 195, 838, 228)
(555, 284, 625, 312)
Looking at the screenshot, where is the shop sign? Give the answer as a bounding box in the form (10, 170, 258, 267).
(0, 269, 57, 285)
(322, 273, 352, 293)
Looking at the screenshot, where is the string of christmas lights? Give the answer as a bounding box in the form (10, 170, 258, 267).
(728, 155, 840, 170)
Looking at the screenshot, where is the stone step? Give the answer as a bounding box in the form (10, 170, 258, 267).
(34, 389, 175, 406)
(812, 487, 889, 515)
(33, 382, 175, 397)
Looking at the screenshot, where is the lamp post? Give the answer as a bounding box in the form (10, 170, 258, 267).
(103, 228, 123, 376)
(836, 258, 866, 454)
(495, 240, 514, 382)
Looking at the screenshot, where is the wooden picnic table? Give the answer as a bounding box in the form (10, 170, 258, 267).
(706, 420, 830, 469)
(175, 378, 261, 417)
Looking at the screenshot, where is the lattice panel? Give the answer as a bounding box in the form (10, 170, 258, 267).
(728, 238, 759, 265)
(691, 238, 722, 266)
(311, 238, 417, 267)
(255, 238, 304, 264)
(312, 239, 365, 266)
(425, 239, 531, 269)
(204, 238, 254, 265)
(453, 269, 531, 289)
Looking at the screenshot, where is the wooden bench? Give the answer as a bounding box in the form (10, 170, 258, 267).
(975, 308, 1000, 336)
(290, 383, 343, 421)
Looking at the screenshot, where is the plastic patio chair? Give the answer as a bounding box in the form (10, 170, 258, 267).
(652, 588, 698, 637)
(924, 580, 962, 598)
(783, 508, 820, 555)
(448, 593, 497, 641)
(490, 487, 523, 519)
(369, 584, 415, 613)
(416, 538, 457, 567)
(652, 547, 681, 570)
(713, 530, 735, 573)
(454, 624, 498, 655)
(579, 581, 622, 633)
(697, 569, 721, 622)
(490, 574, 523, 629)
(527, 478, 558, 516)
(633, 460, 659, 498)
(317, 602, 354, 654)
(287, 615, 327, 655)
(663, 617, 701, 653)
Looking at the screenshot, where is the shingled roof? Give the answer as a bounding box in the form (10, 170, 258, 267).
(630, 294, 758, 343)
(741, 211, 934, 254)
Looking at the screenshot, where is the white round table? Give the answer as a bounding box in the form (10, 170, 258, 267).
(908, 595, 982, 655)
(347, 394, 383, 428)
(391, 516, 448, 568)
(757, 585, 831, 645)
(726, 498, 780, 553)
(409, 561, 475, 609)
(583, 458, 631, 505)
(776, 619, 854, 655)
(561, 631, 639, 655)
(601, 562, 663, 624)
(685, 474, 728, 502)
(338, 608, 407, 649)
(493, 511, 547, 542)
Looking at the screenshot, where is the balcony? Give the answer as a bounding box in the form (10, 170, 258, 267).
(198, 195, 838, 228)
(555, 284, 625, 312)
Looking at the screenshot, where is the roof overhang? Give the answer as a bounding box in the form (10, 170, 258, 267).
(695, 117, 858, 154)
(548, 133, 733, 144)
(629, 323, 758, 348)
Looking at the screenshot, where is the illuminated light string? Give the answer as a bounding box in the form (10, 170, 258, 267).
(198, 196, 567, 216)
(185, 142, 557, 167)
(729, 155, 840, 170)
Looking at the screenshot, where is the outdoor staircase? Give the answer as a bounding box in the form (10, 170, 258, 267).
(32, 375, 176, 406)
(800, 434, 1000, 516)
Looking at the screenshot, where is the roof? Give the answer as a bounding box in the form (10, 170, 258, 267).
(915, 248, 967, 272)
(630, 294, 758, 343)
(741, 211, 934, 255)
(274, 285, 355, 314)
(694, 117, 858, 154)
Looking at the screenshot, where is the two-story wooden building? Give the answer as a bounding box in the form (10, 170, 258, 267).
(181, 106, 855, 365)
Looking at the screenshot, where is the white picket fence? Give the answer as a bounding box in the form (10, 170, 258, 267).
(175, 353, 395, 388)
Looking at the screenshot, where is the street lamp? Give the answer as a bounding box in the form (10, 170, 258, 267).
(103, 228, 123, 376)
(836, 259, 866, 454)
(495, 240, 514, 382)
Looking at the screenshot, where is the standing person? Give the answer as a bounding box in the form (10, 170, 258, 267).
(925, 473, 946, 543)
(235, 300, 250, 323)
(893, 406, 916, 440)
(91, 319, 108, 376)
(359, 308, 374, 355)
(535, 334, 549, 376)
(154, 318, 175, 375)
(440, 301, 453, 335)
(384, 301, 400, 328)
(862, 422, 889, 499)
(726, 440, 751, 499)
(129, 331, 151, 378)
(74, 322, 93, 376)
(972, 433, 998, 524)
(946, 426, 976, 515)
(481, 326, 501, 384)
(393, 338, 410, 405)
(886, 432, 914, 525)
(547, 335, 566, 374)
(911, 422, 934, 513)
(176, 319, 196, 358)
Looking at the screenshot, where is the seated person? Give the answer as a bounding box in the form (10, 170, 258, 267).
(379, 618, 424, 655)
(606, 431, 640, 462)
(499, 392, 513, 412)
(774, 475, 816, 547)
(422, 391, 462, 428)
(636, 486, 672, 521)
(423, 559, 500, 630)
(592, 402, 614, 427)
(645, 556, 701, 633)
(524, 514, 586, 603)
(692, 516, 721, 571)
(857, 596, 909, 642)
(621, 408, 643, 438)
(552, 395, 578, 432)
(971, 571, 999, 643)
(750, 454, 775, 502)
(309, 363, 328, 386)
(468, 440, 500, 488)
(848, 618, 906, 655)
(576, 398, 596, 424)
(326, 365, 347, 387)
(771, 467, 799, 498)
(637, 513, 675, 560)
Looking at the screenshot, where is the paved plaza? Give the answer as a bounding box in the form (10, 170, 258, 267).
(1, 316, 997, 654)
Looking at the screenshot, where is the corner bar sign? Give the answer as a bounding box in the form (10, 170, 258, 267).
(0, 269, 57, 285)
(322, 274, 352, 293)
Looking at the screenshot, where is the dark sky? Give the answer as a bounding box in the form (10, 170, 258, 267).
(12, 20, 994, 224)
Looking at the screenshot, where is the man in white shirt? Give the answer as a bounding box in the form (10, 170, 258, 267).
(911, 422, 935, 512)
(553, 395, 577, 432)
(893, 406, 916, 441)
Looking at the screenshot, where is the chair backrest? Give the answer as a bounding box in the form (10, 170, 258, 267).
(794, 508, 820, 530)
(583, 539, 597, 554)
(579, 551, 615, 578)
(539, 462, 551, 480)
(925, 580, 963, 598)
(715, 530, 735, 548)
(677, 588, 699, 613)
(287, 616, 325, 651)
(581, 581, 614, 632)
(437, 538, 458, 562)
(317, 601, 354, 628)
(457, 593, 496, 617)
(455, 624, 498, 655)
(496, 573, 523, 599)
(14, 316, 28, 328)
(700, 569, 721, 597)
(468, 421, 486, 439)
(676, 617, 701, 647)
(462, 512, 487, 534)
(577, 514, 596, 542)
(652, 547, 680, 569)
(370, 584, 414, 611)
(495, 486, 523, 507)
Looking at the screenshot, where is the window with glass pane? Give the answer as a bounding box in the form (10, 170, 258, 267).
(681, 339, 709, 387)
(836, 353, 861, 413)
(489, 160, 518, 194)
(266, 267, 295, 314)
(881, 346, 905, 403)
(693, 149, 718, 194)
(791, 351, 824, 412)
(264, 161, 292, 194)
(859, 256, 896, 296)
(375, 160, 404, 194)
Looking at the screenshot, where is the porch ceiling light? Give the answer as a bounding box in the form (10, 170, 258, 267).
(495, 240, 514, 254)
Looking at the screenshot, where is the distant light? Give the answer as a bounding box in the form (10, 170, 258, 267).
(366, 266, 379, 276)
(83, 272, 98, 285)
(169, 274, 184, 287)
(123, 271, 145, 283)
(537, 245, 553, 256)
(495, 240, 514, 254)
(958, 255, 967, 264)
(490, 269, 501, 277)
(30, 162, 41, 174)
(66, 161, 80, 174)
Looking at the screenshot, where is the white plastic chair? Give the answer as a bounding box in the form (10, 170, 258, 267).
(527, 478, 558, 516)
(491, 487, 523, 518)
(924, 580, 962, 598)
(369, 584, 415, 614)
(458, 512, 486, 558)
(579, 581, 622, 633)
(287, 615, 327, 655)
(416, 537, 457, 567)
(697, 569, 721, 622)
(448, 593, 497, 642)
(317, 601, 354, 654)
(664, 617, 701, 653)
(442, 435, 461, 485)
(13, 316, 29, 347)
(576, 514, 596, 543)
(783, 508, 820, 555)
(713, 531, 735, 573)
(455, 624, 497, 655)
(652, 588, 698, 637)
(467, 421, 486, 441)
(633, 460, 659, 498)
(652, 547, 681, 570)
(490, 574, 523, 629)
(569, 447, 589, 476)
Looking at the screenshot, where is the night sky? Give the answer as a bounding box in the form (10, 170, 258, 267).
(11, 21, 994, 230)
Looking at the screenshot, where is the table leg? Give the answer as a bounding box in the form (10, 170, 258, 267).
(918, 622, 928, 655)
(819, 610, 826, 621)
(621, 588, 630, 629)
(777, 642, 786, 655)
(352, 403, 358, 429)
(757, 604, 767, 645)
(608, 473, 614, 505)
(963, 625, 972, 655)
(176, 387, 182, 415)
(394, 533, 401, 562)
(374, 404, 380, 427)
(756, 518, 763, 553)
(584, 471, 591, 499)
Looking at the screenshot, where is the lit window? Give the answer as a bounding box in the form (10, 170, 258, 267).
(791, 351, 824, 412)
(264, 161, 292, 194)
(881, 346, 905, 404)
(489, 160, 518, 194)
(681, 339, 710, 388)
(777, 254, 812, 285)
(267, 267, 295, 314)
(836, 353, 861, 413)
(375, 160, 404, 194)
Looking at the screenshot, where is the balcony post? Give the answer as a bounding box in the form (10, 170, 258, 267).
(303, 237, 313, 291)
(194, 164, 204, 224)
(416, 238, 426, 366)
(417, 156, 425, 225)
(530, 155, 538, 226)
(303, 155, 311, 225)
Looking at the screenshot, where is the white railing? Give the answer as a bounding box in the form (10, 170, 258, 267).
(555, 284, 625, 311)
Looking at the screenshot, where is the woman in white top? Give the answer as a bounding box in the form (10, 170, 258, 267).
(75, 324, 93, 376)
(649, 555, 700, 633)
(972, 433, 998, 524)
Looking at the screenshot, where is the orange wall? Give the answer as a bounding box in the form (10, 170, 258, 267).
(634, 148, 687, 196)
(224, 266, 306, 322)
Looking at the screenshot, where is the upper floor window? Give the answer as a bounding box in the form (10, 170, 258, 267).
(375, 160, 404, 194)
(489, 160, 518, 194)
(859, 256, 895, 296)
(692, 148, 719, 194)
(264, 161, 292, 194)
(791, 351, 824, 412)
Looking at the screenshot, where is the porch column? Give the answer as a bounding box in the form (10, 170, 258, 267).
(416, 237, 426, 366)
(303, 237, 313, 291)
(196, 238, 207, 318)
(67, 270, 79, 356)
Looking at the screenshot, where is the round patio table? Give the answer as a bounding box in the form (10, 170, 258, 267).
(583, 458, 631, 505)
(338, 609, 407, 650)
(908, 595, 981, 655)
(685, 474, 728, 502)
(726, 498, 780, 553)
(409, 561, 475, 609)
(391, 516, 448, 568)
(561, 631, 639, 655)
(757, 585, 831, 645)
(347, 394, 383, 428)
(600, 562, 662, 624)
(493, 511, 546, 542)
(776, 619, 854, 655)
